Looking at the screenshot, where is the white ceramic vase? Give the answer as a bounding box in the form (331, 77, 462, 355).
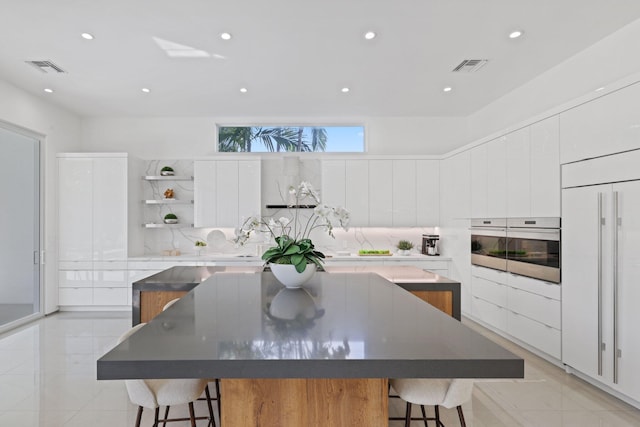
(269, 263, 317, 288)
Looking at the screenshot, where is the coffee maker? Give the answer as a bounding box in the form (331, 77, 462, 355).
(421, 234, 439, 256)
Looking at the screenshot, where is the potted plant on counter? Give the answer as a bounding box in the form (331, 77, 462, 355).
(396, 240, 414, 256)
(234, 181, 350, 288)
(194, 240, 207, 255)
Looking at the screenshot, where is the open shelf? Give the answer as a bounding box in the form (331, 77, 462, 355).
(143, 223, 194, 228)
(143, 199, 194, 205)
(142, 175, 193, 181)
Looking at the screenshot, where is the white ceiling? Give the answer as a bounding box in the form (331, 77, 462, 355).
(2, 0, 640, 118)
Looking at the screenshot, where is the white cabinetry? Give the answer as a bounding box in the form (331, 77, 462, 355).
(416, 160, 440, 226)
(194, 160, 261, 227)
(560, 82, 640, 164)
(345, 160, 370, 225)
(392, 160, 417, 226)
(487, 137, 507, 218)
(530, 116, 560, 217)
(368, 160, 393, 226)
(58, 153, 138, 308)
(562, 176, 640, 402)
(470, 144, 488, 218)
(506, 128, 531, 217)
(321, 158, 439, 227)
(469, 116, 560, 219)
(471, 266, 561, 360)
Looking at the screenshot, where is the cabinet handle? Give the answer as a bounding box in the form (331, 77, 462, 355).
(597, 191, 604, 377)
(613, 190, 620, 385)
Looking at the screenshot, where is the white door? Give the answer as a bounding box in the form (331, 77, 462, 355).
(562, 184, 613, 381)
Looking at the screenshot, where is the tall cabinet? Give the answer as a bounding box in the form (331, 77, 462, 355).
(58, 153, 141, 307)
(562, 151, 640, 403)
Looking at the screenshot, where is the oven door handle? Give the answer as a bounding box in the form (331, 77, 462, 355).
(506, 229, 560, 241)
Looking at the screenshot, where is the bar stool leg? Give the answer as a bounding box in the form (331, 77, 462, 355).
(434, 405, 443, 427)
(205, 384, 216, 427)
(457, 405, 467, 427)
(152, 407, 160, 427)
(420, 404, 429, 426)
(405, 402, 412, 427)
(135, 406, 143, 427)
(188, 402, 196, 427)
(162, 406, 170, 427)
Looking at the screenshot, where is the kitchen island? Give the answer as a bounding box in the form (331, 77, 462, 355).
(101, 271, 523, 426)
(131, 264, 461, 324)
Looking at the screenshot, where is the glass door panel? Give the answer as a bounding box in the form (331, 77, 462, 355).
(0, 127, 40, 327)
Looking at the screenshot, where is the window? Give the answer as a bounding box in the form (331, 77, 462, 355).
(218, 125, 364, 152)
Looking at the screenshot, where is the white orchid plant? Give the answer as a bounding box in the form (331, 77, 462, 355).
(234, 181, 350, 272)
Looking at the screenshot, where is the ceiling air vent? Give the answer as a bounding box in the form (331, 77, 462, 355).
(452, 59, 488, 73)
(25, 60, 67, 74)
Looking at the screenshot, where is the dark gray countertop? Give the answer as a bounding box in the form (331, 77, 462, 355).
(101, 272, 523, 380)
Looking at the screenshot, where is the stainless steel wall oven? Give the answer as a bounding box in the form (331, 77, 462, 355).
(471, 218, 561, 283)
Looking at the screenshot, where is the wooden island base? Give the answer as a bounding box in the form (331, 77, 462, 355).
(220, 378, 388, 426)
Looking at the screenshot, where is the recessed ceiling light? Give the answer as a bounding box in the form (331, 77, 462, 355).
(220, 32, 232, 41)
(239, 87, 248, 93)
(44, 88, 54, 93)
(443, 87, 452, 92)
(341, 87, 350, 93)
(81, 33, 94, 40)
(141, 88, 150, 93)
(595, 87, 605, 92)
(364, 31, 376, 40)
(509, 30, 523, 39)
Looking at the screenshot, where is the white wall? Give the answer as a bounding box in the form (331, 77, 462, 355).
(0, 79, 82, 314)
(79, 116, 467, 157)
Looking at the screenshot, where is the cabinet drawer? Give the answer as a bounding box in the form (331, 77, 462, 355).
(507, 310, 561, 359)
(508, 273, 560, 300)
(386, 260, 449, 271)
(508, 287, 560, 329)
(58, 271, 93, 288)
(471, 296, 507, 331)
(471, 266, 508, 284)
(472, 276, 507, 307)
(59, 288, 92, 305)
(94, 288, 128, 305)
(94, 270, 129, 287)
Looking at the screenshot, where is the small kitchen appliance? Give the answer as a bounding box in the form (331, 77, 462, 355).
(422, 234, 439, 256)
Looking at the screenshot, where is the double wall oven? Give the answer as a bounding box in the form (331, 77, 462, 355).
(471, 217, 561, 283)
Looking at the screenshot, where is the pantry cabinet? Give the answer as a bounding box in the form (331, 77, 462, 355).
(57, 153, 140, 308)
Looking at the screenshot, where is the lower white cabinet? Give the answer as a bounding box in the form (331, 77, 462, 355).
(59, 263, 129, 307)
(471, 266, 561, 360)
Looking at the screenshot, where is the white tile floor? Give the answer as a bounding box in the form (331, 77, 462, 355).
(1, 311, 639, 426)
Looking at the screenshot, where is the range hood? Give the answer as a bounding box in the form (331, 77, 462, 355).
(265, 204, 317, 209)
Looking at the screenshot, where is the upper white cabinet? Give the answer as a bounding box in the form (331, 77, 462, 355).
(470, 144, 488, 218)
(506, 128, 531, 218)
(392, 160, 417, 226)
(321, 158, 439, 227)
(58, 154, 129, 261)
(416, 160, 440, 226)
(368, 160, 393, 226)
(469, 115, 560, 218)
(486, 137, 507, 218)
(530, 116, 560, 217)
(345, 160, 370, 225)
(560, 82, 640, 164)
(194, 160, 261, 228)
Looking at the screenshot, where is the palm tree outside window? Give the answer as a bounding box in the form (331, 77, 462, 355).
(218, 126, 364, 152)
